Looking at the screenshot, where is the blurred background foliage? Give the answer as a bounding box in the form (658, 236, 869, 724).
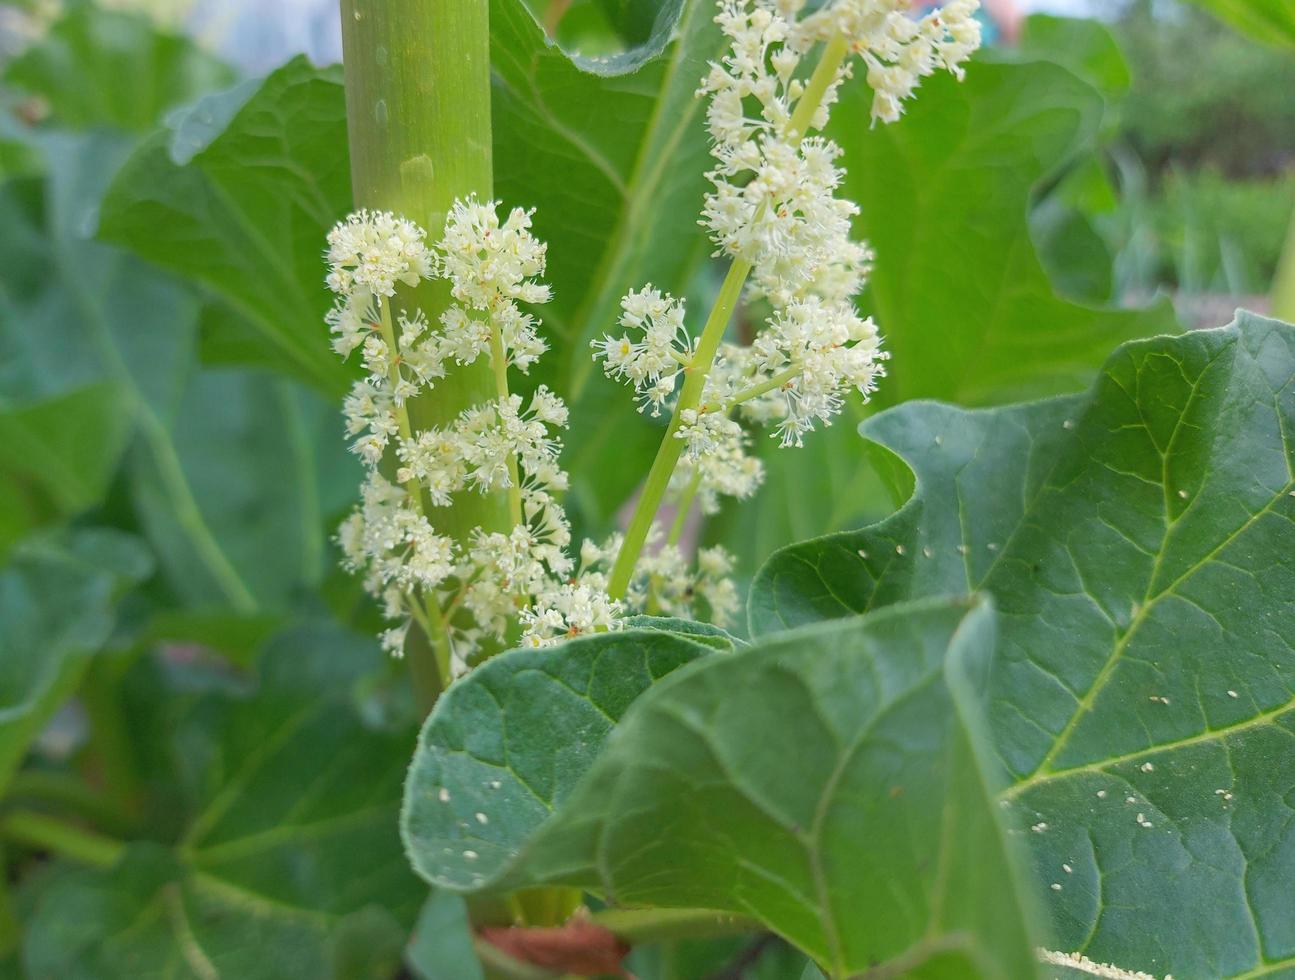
(0, 0, 1291, 975)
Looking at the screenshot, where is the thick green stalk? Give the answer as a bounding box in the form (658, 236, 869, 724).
(606, 35, 850, 598)
(341, 0, 508, 699)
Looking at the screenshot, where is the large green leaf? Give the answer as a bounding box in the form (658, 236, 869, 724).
(0, 530, 151, 793)
(23, 626, 423, 980)
(0, 384, 131, 554)
(97, 58, 353, 397)
(1183, 0, 1295, 49)
(404, 604, 1039, 978)
(838, 59, 1178, 408)
(402, 629, 717, 886)
(1, 131, 355, 615)
(2, 6, 233, 132)
(751, 311, 1295, 979)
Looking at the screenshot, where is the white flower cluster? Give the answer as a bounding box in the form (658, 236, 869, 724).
(592, 287, 693, 417)
(796, 0, 982, 123)
(328, 205, 622, 669)
(594, 0, 979, 517)
(571, 535, 740, 628)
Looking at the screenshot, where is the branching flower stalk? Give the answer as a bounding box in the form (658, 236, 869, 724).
(328, 204, 624, 677)
(595, 0, 982, 598)
(332, 0, 981, 687)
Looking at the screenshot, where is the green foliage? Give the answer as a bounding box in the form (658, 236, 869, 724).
(1017, 14, 1131, 105)
(402, 629, 718, 888)
(838, 59, 1177, 407)
(1115, 2, 1295, 177)
(0, 530, 150, 793)
(2, 6, 233, 132)
(0, 130, 352, 618)
(2, 0, 1288, 977)
(751, 311, 1295, 978)
(1110, 168, 1295, 297)
(98, 59, 354, 396)
(1183, 0, 1295, 50)
(0, 384, 130, 554)
(404, 601, 1038, 977)
(21, 628, 422, 980)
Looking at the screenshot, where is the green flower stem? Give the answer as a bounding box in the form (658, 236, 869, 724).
(788, 34, 848, 138)
(667, 471, 702, 546)
(375, 297, 422, 502)
(0, 810, 124, 869)
(341, 0, 508, 705)
(488, 320, 525, 527)
(703, 364, 801, 414)
(607, 256, 751, 598)
(606, 34, 850, 598)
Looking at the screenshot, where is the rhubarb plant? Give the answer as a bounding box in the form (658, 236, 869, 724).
(0, 1, 1291, 979)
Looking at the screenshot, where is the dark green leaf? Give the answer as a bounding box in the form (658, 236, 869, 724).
(405, 602, 1039, 978)
(1, 131, 357, 616)
(0, 384, 131, 554)
(3, 7, 233, 132)
(751, 311, 1295, 978)
(0, 529, 151, 793)
(838, 60, 1178, 407)
(23, 626, 423, 980)
(402, 629, 712, 890)
(97, 59, 353, 396)
(405, 891, 483, 980)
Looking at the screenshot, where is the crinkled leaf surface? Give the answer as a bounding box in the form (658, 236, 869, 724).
(2, 6, 233, 132)
(23, 625, 422, 980)
(404, 605, 1039, 978)
(836, 60, 1178, 408)
(751, 311, 1295, 979)
(0, 530, 150, 793)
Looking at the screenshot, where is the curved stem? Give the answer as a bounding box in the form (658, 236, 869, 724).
(607, 257, 751, 598)
(0, 810, 123, 869)
(605, 34, 850, 599)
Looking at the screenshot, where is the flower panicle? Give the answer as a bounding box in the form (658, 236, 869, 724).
(593, 0, 978, 517)
(326, 202, 624, 670)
